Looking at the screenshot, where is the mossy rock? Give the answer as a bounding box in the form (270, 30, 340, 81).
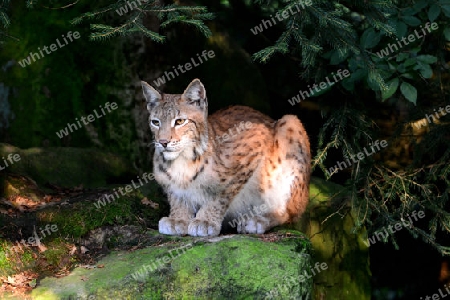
(0, 143, 135, 189)
(31, 231, 313, 300)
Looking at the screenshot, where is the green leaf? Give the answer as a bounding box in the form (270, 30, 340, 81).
(418, 63, 433, 78)
(404, 58, 416, 67)
(361, 28, 381, 49)
(414, 0, 428, 10)
(417, 55, 438, 64)
(396, 53, 409, 62)
(382, 77, 399, 101)
(401, 16, 421, 26)
(397, 63, 406, 73)
(400, 82, 417, 104)
(400, 73, 414, 79)
(444, 27, 450, 41)
(428, 4, 441, 22)
(387, 61, 397, 71)
(414, 62, 433, 78)
(403, 8, 418, 16)
(414, 61, 434, 78)
(395, 21, 407, 39)
(330, 49, 348, 65)
(348, 69, 367, 82)
(442, 5, 450, 17)
(348, 57, 363, 71)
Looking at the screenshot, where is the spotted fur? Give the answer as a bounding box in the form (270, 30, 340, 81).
(141, 79, 311, 237)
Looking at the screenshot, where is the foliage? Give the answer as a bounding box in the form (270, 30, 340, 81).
(253, 0, 450, 254)
(253, 0, 450, 104)
(0, 0, 16, 43)
(1, 1, 214, 44)
(70, 1, 214, 42)
(0, 1, 216, 171)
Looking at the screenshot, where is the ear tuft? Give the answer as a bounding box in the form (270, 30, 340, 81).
(141, 81, 161, 110)
(182, 79, 207, 107)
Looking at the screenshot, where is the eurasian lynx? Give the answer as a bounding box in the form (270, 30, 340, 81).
(141, 79, 310, 237)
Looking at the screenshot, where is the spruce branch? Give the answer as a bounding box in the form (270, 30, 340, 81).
(71, 2, 213, 41)
(70, 4, 118, 25)
(26, 0, 37, 8)
(0, 10, 9, 28)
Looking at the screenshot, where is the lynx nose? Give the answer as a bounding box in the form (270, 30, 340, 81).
(159, 139, 169, 148)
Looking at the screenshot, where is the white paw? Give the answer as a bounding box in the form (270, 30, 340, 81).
(188, 219, 221, 237)
(159, 217, 189, 235)
(237, 216, 269, 234)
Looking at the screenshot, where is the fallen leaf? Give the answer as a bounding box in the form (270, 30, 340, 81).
(141, 197, 159, 209)
(37, 242, 48, 253)
(69, 245, 77, 255)
(6, 276, 15, 284)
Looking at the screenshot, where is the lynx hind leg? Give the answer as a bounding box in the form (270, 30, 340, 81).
(260, 115, 311, 228)
(236, 214, 271, 234)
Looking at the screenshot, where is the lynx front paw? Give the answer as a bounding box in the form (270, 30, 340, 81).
(159, 217, 189, 235)
(237, 216, 270, 234)
(188, 219, 221, 237)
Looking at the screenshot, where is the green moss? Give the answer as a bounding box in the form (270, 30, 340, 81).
(31, 179, 167, 240)
(0, 239, 35, 276)
(164, 236, 312, 299)
(0, 144, 135, 189)
(42, 239, 68, 266)
(32, 232, 313, 299)
(21, 251, 35, 266)
(36, 195, 132, 239)
(0, 240, 13, 275)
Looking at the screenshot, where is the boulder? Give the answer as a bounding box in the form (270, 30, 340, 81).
(31, 231, 313, 299)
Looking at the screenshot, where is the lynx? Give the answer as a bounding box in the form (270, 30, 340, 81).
(141, 79, 311, 237)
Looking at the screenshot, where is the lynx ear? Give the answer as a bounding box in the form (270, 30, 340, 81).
(141, 81, 161, 110)
(182, 79, 207, 109)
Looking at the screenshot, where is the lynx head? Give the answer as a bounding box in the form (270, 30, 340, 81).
(141, 79, 209, 161)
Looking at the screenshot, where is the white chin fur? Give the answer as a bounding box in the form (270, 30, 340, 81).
(162, 151, 181, 160)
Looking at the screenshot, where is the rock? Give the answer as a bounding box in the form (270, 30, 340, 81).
(0, 143, 134, 189)
(31, 230, 313, 300)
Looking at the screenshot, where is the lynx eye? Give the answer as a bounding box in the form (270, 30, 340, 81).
(151, 120, 160, 126)
(175, 119, 186, 126)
